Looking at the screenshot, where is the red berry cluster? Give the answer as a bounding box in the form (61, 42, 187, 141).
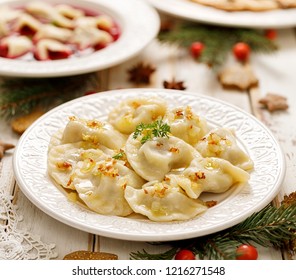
(189, 29, 277, 63)
(174, 244, 258, 260)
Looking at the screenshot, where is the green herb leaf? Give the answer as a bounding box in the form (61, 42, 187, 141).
(133, 119, 171, 144)
(112, 151, 125, 160)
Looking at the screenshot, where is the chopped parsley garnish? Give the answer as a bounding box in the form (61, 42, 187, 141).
(133, 119, 171, 144)
(112, 151, 125, 160)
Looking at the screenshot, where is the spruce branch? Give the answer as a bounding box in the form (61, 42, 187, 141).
(158, 22, 277, 69)
(130, 202, 296, 260)
(0, 73, 98, 119)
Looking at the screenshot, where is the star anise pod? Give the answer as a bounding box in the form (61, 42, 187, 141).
(163, 78, 186, 90)
(127, 62, 156, 84)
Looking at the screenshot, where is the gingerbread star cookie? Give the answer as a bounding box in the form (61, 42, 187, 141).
(258, 93, 289, 112)
(0, 141, 15, 159)
(11, 108, 44, 135)
(63, 250, 118, 260)
(218, 64, 259, 91)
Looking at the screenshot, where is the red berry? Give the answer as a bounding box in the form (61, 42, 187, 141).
(190, 42, 204, 59)
(236, 244, 258, 260)
(265, 29, 277, 40)
(232, 42, 250, 62)
(175, 249, 195, 260)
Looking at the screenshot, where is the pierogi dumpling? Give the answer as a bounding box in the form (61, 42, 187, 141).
(195, 127, 254, 170)
(73, 157, 145, 216)
(163, 106, 209, 145)
(167, 157, 250, 199)
(108, 97, 167, 134)
(124, 182, 207, 222)
(125, 133, 199, 181)
(61, 116, 127, 150)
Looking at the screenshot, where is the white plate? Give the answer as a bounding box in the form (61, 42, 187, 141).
(147, 0, 296, 28)
(13, 89, 285, 241)
(0, 0, 159, 77)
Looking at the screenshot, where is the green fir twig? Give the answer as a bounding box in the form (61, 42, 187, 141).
(158, 22, 278, 69)
(130, 203, 296, 260)
(0, 73, 98, 119)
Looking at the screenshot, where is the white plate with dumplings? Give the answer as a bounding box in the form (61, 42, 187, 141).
(0, 0, 159, 77)
(13, 89, 285, 241)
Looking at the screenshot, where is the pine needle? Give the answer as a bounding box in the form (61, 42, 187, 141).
(158, 22, 277, 69)
(0, 73, 98, 119)
(130, 203, 296, 260)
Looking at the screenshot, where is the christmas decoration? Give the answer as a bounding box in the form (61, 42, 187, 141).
(0, 141, 15, 159)
(235, 244, 258, 260)
(130, 193, 296, 260)
(282, 192, 296, 256)
(0, 73, 98, 120)
(259, 93, 289, 112)
(190, 42, 205, 59)
(63, 251, 118, 260)
(10, 107, 44, 135)
(232, 42, 251, 62)
(218, 63, 259, 91)
(174, 249, 196, 260)
(265, 29, 277, 40)
(158, 21, 277, 69)
(127, 62, 156, 84)
(163, 78, 187, 90)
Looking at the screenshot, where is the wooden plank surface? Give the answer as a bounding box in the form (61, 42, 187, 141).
(0, 26, 295, 260)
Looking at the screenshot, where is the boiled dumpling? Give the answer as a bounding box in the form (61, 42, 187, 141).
(195, 127, 254, 170)
(0, 6, 21, 37)
(125, 132, 199, 181)
(34, 38, 72, 60)
(70, 26, 113, 50)
(55, 4, 84, 20)
(0, 36, 33, 58)
(73, 157, 145, 216)
(61, 116, 127, 150)
(25, 1, 74, 29)
(124, 181, 207, 222)
(163, 106, 209, 145)
(48, 143, 108, 190)
(33, 24, 73, 42)
(108, 97, 167, 134)
(167, 157, 250, 199)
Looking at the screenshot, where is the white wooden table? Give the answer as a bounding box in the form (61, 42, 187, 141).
(0, 18, 295, 261)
